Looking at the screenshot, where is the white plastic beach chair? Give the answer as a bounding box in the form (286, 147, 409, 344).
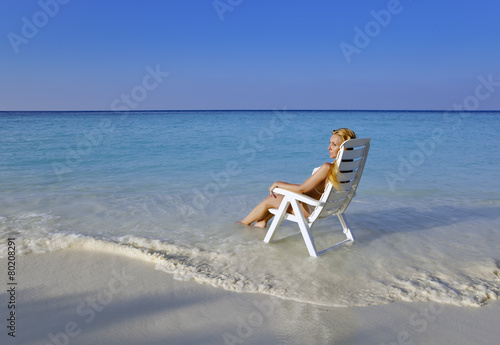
(263, 138, 371, 257)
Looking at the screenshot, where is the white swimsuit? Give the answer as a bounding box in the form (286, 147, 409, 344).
(312, 165, 328, 194)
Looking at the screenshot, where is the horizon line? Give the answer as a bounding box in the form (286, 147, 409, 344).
(1, 109, 499, 113)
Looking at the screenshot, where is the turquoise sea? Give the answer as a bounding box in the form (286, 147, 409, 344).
(1, 110, 499, 307)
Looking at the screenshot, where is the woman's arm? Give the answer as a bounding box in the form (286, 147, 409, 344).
(269, 163, 331, 197)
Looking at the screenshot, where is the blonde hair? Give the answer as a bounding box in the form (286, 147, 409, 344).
(328, 128, 356, 190)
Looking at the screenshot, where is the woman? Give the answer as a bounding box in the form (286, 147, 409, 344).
(239, 128, 356, 228)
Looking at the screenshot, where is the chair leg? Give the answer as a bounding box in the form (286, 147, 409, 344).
(263, 199, 290, 243)
(290, 200, 318, 257)
(338, 213, 354, 242)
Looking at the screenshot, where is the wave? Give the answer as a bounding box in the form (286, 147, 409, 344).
(2, 229, 499, 308)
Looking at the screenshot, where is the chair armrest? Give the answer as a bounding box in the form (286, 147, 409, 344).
(272, 188, 323, 207)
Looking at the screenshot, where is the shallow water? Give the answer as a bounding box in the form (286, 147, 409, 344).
(1, 110, 499, 307)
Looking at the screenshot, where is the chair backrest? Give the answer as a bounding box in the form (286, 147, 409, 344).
(308, 138, 371, 223)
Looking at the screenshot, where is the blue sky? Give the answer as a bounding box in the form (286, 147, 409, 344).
(1, 0, 499, 111)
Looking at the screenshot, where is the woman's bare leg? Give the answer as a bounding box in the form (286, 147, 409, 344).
(240, 194, 283, 227)
(253, 212, 274, 228)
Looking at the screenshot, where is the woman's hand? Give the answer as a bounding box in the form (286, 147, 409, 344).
(269, 182, 279, 198)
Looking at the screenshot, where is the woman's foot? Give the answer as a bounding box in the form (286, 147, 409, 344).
(253, 220, 267, 228)
(235, 220, 267, 228)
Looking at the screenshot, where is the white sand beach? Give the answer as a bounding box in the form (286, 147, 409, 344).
(2, 248, 499, 345)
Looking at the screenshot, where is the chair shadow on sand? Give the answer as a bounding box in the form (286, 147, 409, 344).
(343, 203, 499, 246)
(264, 203, 499, 253)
